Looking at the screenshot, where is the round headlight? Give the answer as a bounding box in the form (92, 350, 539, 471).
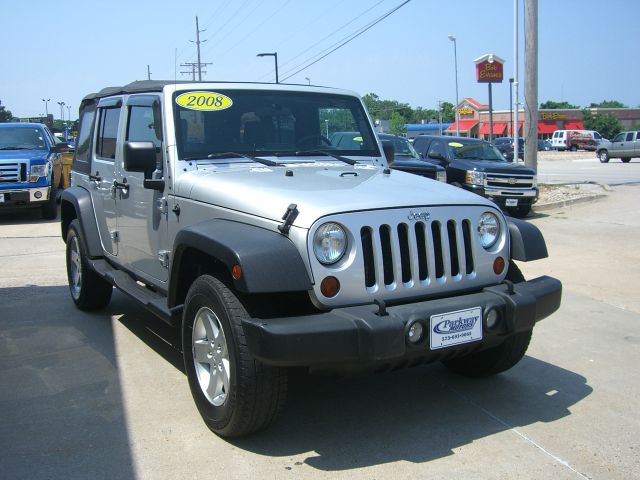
(478, 212, 500, 249)
(313, 222, 347, 265)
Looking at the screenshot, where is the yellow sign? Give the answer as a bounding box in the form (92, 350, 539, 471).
(353, 136, 363, 141)
(541, 112, 568, 120)
(458, 107, 474, 116)
(448, 142, 464, 147)
(175, 91, 233, 111)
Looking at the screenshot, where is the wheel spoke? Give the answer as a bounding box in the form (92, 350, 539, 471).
(220, 358, 230, 393)
(193, 340, 210, 364)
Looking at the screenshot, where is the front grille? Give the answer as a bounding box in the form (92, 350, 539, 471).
(0, 162, 26, 182)
(485, 172, 534, 189)
(360, 218, 475, 290)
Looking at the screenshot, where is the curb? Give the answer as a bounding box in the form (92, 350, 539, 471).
(533, 193, 607, 212)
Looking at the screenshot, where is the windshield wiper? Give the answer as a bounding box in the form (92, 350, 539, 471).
(0, 146, 31, 150)
(187, 151, 279, 167)
(275, 150, 357, 166)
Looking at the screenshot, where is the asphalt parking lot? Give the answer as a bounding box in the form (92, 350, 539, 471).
(1, 186, 639, 480)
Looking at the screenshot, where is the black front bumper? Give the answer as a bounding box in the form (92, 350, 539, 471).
(242, 276, 562, 368)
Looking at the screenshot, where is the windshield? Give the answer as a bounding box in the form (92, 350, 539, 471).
(387, 136, 420, 159)
(0, 127, 48, 150)
(173, 90, 379, 161)
(447, 140, 506, 162)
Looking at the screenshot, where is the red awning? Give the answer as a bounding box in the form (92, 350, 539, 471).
(446, 119, 478, 133)
(537, 121, 557, 134)
(507, 121, 523, 136)
(564, 120, 584, 130)
(478, 122, 507, 135)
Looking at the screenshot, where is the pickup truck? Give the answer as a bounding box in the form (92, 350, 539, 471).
(0, 122, 65, 219)
(412, 135, 538, 218)
(596, 131, 640, 163)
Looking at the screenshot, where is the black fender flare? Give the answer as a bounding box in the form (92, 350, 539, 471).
(60, 187, 103, 258)
(168, 219, 312, 307)
(507, 217, 548, 261)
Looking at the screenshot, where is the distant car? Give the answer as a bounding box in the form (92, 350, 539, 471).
(537, 139, 552, 151)
(550, 130, 601, 151)
(596, 131, 640, 163)
(492, 137, 524, 161)
(378, 133, 446, 182)
(412, 134, 538, 217)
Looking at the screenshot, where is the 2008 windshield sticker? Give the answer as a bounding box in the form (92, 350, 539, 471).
(175, 91, 233, 111)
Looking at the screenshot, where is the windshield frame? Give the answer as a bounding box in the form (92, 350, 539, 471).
(172, 89, 381, 162)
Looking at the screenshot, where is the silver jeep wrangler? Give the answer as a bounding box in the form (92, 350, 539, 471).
(61, 81, 561, 437)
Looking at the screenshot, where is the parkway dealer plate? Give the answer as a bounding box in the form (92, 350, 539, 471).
(430, 307, 482, 350)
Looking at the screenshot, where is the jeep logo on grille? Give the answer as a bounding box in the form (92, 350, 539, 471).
(408, 210, 431, 221)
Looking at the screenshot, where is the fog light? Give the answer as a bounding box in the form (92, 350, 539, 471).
(407, 321, 424, 344)
(493, 256, 505, 275)
(320, 276, 340, 298)
(34, 191, 43, 199)
(485, 308, 499, 329)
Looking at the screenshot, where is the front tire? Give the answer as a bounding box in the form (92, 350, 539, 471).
(42, 183, 58, 220)
(621, 157, 631, 163)
(442, 262, 532, 377)
(66, 220, 113, 310)
(182, 275, 287, 437)
(598, 150, 610, 163)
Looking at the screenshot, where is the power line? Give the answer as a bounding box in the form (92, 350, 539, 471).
(280, 0, 412, 82)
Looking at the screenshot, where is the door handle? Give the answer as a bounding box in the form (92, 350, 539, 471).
(113, 179, 128, 190)
(89, 173, 101, 182)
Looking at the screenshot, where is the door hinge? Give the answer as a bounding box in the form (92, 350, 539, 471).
(110, 230, 120, 242)
(158, 197, 168, 215)
(158, 250, 170, 268)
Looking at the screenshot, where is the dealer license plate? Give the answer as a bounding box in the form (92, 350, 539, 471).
(505, 198, 518, 207)
(430, 307, 482, 350)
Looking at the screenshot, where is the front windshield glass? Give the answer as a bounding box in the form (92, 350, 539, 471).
(173, 89, 379, 160)
(447, 140, 506, 162)
(0, 127, 48, 150)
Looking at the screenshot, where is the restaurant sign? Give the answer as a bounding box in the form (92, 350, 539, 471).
(474, 54, 505, 83)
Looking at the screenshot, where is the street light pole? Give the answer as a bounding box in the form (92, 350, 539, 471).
(509, 78, 514, 137)
(42, 98, 50, 117)
(305, 77, 311, 85)
(257, 52, 279, 83)
(448, 35, 460, 136)
(57, 101, 65, 121)
(66, 105, 71, 122)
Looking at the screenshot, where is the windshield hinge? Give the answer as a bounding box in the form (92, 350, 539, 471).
(278, 203, 299, 235)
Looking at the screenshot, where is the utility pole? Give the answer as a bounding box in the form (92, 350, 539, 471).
(524, 0, 538, 170)
(513, 0, 519, 160)
(180, 62, 208, 81)
(147, 65, 152, 80)
(438, 100, 443, 135)
(190, 16, 212, 81)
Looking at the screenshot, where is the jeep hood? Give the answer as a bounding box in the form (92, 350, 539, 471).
(176, 162, 497, 229)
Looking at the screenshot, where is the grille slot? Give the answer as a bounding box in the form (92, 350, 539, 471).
(0, 162, 25, 182)
(360, 216, 476, 291)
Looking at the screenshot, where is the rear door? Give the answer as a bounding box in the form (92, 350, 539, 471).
(91, 98, 123, 256)
(636, 132, 640, 156)
(612, 132, 634, 157)
(115, 94, 168, 282)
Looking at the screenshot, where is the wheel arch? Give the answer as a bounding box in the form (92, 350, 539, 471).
(168, 219, 312, 309)
(60, 187, 103, 258)
(507, 216, 548, 261)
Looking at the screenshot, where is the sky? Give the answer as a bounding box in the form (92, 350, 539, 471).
(1, 0, 638, 120)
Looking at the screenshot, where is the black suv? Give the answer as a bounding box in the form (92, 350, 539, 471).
(493, 137, 524, 161)
(378, 133, 446, 182)
(412, 135, 537, 217)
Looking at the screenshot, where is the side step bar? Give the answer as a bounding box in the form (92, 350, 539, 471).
(91, 259, 183, 326)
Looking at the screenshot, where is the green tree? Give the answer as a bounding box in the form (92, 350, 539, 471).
(389, 112, 407, 135)
(589, 100, 626, 108)
(540, 100, 579, 109)
(0, 105, 13, 122)
(440, 102, 455, 123)
(582, 109, 621, 139)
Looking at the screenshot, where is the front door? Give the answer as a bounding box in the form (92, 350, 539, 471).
(115, 95, 168, 282)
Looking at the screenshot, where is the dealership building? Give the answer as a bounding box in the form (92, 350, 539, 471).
(444, 97, 640, 139)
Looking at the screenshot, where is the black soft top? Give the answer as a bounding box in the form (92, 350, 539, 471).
(81, 80, 181, 103)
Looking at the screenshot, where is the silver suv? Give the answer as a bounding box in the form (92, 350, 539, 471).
(61, 81, 561, 437)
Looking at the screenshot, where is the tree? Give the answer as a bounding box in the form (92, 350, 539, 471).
(440, 102, 455, 123)
(0, 102, 13, 123)
(582, 109, 621, 139)
(589, 100, 626, 108)
(389, 112, 407, 135)
(540, 100, 579, 109)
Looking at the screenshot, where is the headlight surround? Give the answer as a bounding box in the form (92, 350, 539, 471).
(465, 170, 485, 186)
(30, 163, 48, 182)
(477, 211, 500, 249)
(531, 175, 538, 188)
(313, 222, 347, 265)
(436, 170, 447, 183)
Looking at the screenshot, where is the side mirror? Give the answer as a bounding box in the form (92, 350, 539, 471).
(428, 151, 445, 161)
(382, 141, 395, 164)
(53, 142, 69, 153)
(124, 141, 164, 191)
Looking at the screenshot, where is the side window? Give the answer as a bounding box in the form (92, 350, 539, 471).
(626, 132, 634, 141)
(427, 140, 446, 159)
(76, 109, 96, 162)
(637, 132, 640, 140)
(96, 107, 121, 160)
(613, 133, 625, 142)
(594, 132, 602, 140)
(127, 105, 163, 164)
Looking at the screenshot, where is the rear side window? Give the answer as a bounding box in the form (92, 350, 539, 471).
(96, 108, 121, 159)
(412, 137, 431, 155)
(626, 132, 634, 141)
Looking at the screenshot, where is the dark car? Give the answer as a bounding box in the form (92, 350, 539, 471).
(493, 136, 524, 161)
(378, 133, 446, 182)
(412, 135, 538, 217)
(537, 139, 551, 151)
